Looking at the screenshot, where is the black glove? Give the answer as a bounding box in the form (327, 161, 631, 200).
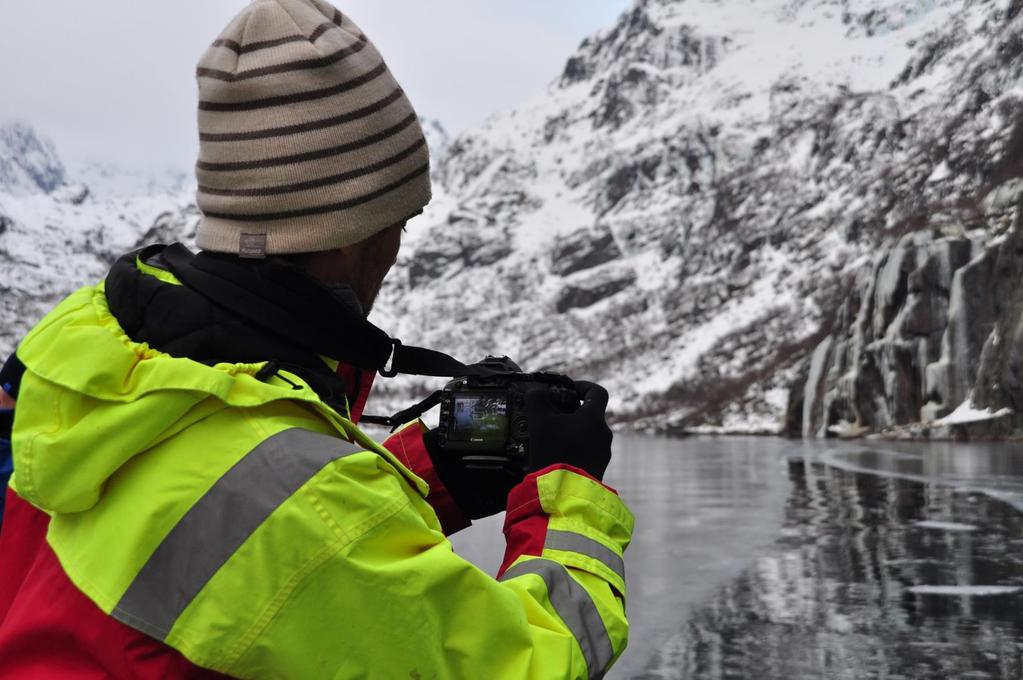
(423, 429, 519, 520)
(524, 380, 613, 480)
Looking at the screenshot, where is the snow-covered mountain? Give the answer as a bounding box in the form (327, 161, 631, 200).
(0, 124, 197, 355)
(69, 160, 192, 202)
(3, 0, 1022, 438)
(0, 117, 454, 360)
(373, 0, 1023, 434)
(0, 122, 67, 196)
(421, 117, 452, 166)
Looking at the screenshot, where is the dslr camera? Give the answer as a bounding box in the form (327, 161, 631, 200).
(433, 356, 580, 474)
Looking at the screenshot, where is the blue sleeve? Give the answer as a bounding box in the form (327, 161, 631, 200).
(0, 407, 11, 523)
(0, 419, 11, 527)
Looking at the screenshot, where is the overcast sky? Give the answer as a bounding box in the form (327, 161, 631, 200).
(0, 1, 628, 172)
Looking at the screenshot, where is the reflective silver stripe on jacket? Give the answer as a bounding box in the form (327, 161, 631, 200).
(500, 558, 614, 680)
(544, 530, 625, 584)
(112, 428, 361, 640)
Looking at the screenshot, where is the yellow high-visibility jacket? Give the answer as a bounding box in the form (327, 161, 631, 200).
(2, 266, 634, 678)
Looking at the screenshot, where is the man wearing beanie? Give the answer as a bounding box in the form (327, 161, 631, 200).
(0, 2, 633, 678)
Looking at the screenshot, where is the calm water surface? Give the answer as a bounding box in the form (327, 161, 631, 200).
(451, 435, 1023, 679)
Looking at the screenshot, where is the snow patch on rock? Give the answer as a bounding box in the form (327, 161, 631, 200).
(931, 398, 1013, 425)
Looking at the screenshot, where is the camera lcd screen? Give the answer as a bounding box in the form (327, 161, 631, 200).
(451, 394, 508, 442)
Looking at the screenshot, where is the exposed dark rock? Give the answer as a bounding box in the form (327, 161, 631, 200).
(408, 243, 460, 288)
(1008, 0, 1023, 23)
(592, 81, 639, 131)
(969, 207, 1023, 428)
(544, 112, 570, 144)
(923, 241, 999, 418)
(799, 230, 987, 436)
(784, 360, 808, 438)
(136, 205, 201, 249)
(601, 157, 664, 213)
(408, 228, 513, 289)
(561, 55, 590, 85)
(550, 226, 622, 276)
(800, 197, 1023, 438)
(467, 240, 513, 268)
(555, 271, 636, 313)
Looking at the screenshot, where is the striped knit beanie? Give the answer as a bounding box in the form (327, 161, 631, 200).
(195, 0, 431, 257)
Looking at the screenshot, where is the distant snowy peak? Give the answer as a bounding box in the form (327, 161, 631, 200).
(0, 122, 193, 202)
(69, 160, 192, 202)
(420, 117, 452, 162)
(0, 122, 66, 196)
(556, 0, 989, 104)
(561, 0, 729, 92)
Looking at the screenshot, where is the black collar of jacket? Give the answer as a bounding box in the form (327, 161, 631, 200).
(105, 243, 394, 409)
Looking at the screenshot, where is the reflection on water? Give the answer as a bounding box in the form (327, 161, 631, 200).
(451, 434, 799, 678)
(601, 435, 797, 680)
(450, 436, 1023, 679)
(633, 443, 1023, 680)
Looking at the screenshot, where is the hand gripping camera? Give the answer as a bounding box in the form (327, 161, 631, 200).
(434, 357, 581, 474)
(366, 356, 581, 476)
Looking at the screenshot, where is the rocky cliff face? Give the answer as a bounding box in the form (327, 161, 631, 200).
(792, 0, 1023, 438)
(373, 0, 1023, 433)
(801, 195, 1023, 439)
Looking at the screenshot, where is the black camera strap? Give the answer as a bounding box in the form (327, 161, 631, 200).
(381, 340, 502, 379)
(359, 390, 443, 429)
(363, 343, 517, 429)
(156, 243, 505, 428)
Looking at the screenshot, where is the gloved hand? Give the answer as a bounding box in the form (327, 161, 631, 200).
(422, 429, 519, 520)
(524, 380, 613, 481)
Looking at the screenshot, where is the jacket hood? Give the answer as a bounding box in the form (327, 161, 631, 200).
(11, 249, 384, 514)
(12, 283, 334, 514)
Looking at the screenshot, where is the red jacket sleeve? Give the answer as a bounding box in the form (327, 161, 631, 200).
(381, 421, 471, 535)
